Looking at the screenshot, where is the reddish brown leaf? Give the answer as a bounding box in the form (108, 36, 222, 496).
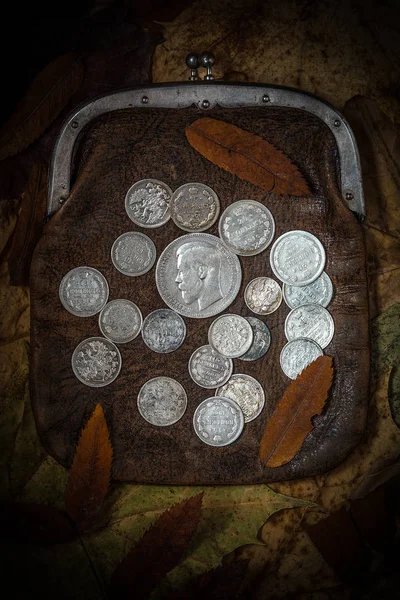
(185, 118, 310, 196)
(0, 503, 77, 545)
(260, 356, 333, 467)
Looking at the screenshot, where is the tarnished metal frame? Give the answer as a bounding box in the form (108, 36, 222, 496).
(48, 82, 365, 218)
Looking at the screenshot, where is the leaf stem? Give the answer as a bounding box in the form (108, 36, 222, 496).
(78, 531, 108, 600)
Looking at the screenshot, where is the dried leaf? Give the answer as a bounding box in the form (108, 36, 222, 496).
(185, 118, 311, 196)
(260, 356, 334, 467)
(167, 559, 249, 599)
(0, 502, 77, 545)
(64, 404, 112, 530)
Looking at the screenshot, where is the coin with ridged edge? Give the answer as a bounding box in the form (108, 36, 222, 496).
(137, 376, 187, 426)
(240, 317, 271, 361)
(125, 178, 172, 228)
(280, 338, 323, 379)
(216, 374, 265, 422)
(72, 337, 121, 387)
(270, 230, 326, 286)
(285, 304, 335, 349)
(99, 299, 142, 343)
(208, 314, 253, 358)
(283, 271, 333, 309)
(59, 266, 109, 317)
(219, 199, 275, 256)
(170, 182, 220, 232)
(141, 309, 186, 353)
(244, 277, 282, 315)
(111, 231, 156, 276)
(188, 345, 233, 389)
(193, 396, 244, 446)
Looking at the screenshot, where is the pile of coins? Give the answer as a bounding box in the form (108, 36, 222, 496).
(59, 178, 334, 447)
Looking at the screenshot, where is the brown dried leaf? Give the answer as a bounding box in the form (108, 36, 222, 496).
(0, 502, 77, 545)
(185, 117, 311, 196)
(260, 356, 334, 467)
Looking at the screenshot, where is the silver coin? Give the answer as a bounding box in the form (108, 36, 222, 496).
(137, 376, 187, 426)
(72, 337, 121, 387)
(188, 345, 233, 389)
(283, 271, 333, 309)
(208, 314, 253, 358)
(240, 317, 271, 361)
(125, 178, 172, 228)
(111, 232, 156, 276)
(285, 304, 335, 349)
(270, 230, 326, 286)
(170, 183, 220, 232)
(244, 277, 282, 315)
(219, 200, 275, 256)
(141, 309, 186, 353)
(99, 299, 142, 343)
(216, 374, 265, 422)
(59, 266, 109, 317)
(193, 396, 244, 446)
(280, 338, 324, 379)
(156, 233, 242, 319)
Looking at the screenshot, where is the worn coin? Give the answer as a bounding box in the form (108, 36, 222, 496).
(208, 314, 253, 358)
(59, 266, 109, 317)
(285, 303, 335, 349)
(240, 317, 271, 361)
(72, 337, 121, 387)
(216, 374, 265, 422)
(137, 376, 187, 426)
(270, 230, 326, 286)
(244, 277, 282, 315)
(193, 396, 244, 446)
(99, 299, 142, 343)
(280, 338, 323, 379)
(219, 199, 275, 256)
(283, 271, 333, 309)
(125, 178, 172, 228)
(141, 308, 186, 353)
(156, 233, 242, 319)
(170, 183, 220, 232)
(111, 232, 156, 276)
(188, 345, 233, 389)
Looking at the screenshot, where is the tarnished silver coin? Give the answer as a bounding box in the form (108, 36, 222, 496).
(156, 233, 242, 319)
(280, 338, 323, 379)
(170, 183, 220, 232)
(244, 277, 282, 315)
(99, 299, 142, 343)
(137, 376, 187, 426)
(283, 271, 333, 309)
(285, 304, 335, 349)
(141, 309, 186, 353)
(208, 314, 253, 358)
(216, 374, 265, 422)
(188, 345, 233, 389)
(59, 266, 109, 317)
(125, 179, 172, 228)
(270, 230, 326, 286)
(111, 232, 156, 276)
(193, 396, 244, 446)
(72, 337, 121, 387)
(240, 317, 271, 361)
(219, 200, 275, 256)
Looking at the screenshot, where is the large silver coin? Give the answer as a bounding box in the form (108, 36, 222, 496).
(99, 299, 142, 344)
(137, 376, 187, 426)
(72, 337, 121, 387)
(193, 396, 244, 446)
(219, 200, 275, 256)
(244, 277, 282, 315)
(125, 179, 172, 228)
(141, 309, 186, 353)
(240, 317, 271, 361)
(208, 314, 253, 358)
(270, 230, 326, 286)
(170, 183, 220, 232)
(156, 233, 242, 319)
(280, 338, 323, 379)
(216, 374, 265, 422)
(59, 266, 109, 317)
(188, 345, 233, 389)
(111, 232, 156, 276)
(282, 271, 333, 309)
(285, 304, 335, 349)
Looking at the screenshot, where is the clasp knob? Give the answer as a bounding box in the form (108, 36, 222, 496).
(199, 51, 215, 80)
(185, 53, 200, 81)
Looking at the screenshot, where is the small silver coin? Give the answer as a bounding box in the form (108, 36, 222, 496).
(219, 200, 275, 256)
(137, 376, 187, 426)
(280, 338, 324, 379)
(170, 183, 220, 232)
(208, 314, 253, 358)
(216, 374, 265, 422)
(285, 304, 335, 349)
(283, 271, 333, 309)
(59, 266, 109, 317)
(270, 230, 326, 286)
(72, 337, 121, 387)
(99, 299, 142, 344)
(193, 396, 244, 446)
(240, 317, 271, 361)
(142, 309, 186, 353)
(111, 232, 156, 276)
(244, 277, 282, 315)
(188, 345, 233, 389)
(125, 178, 172, 228)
